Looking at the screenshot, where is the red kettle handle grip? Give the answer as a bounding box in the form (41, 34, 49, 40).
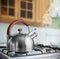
(7, 19, 28, 36)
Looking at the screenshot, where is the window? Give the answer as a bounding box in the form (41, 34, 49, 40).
(50, 0, 60, 17)
(9, 8, 14, 16)
(9, 0, 15, 7)
(28, 0, 32, 2)
(20, 0, 33, 19)
(1, 0, 7, 6)
(0, 0, 15, 16)
(1, 7, 7, 15)
(0, 0, 34, 19)
(21, 1, 26, 9)
(27, 3, 32, 10)
(21, 10, 26, 17)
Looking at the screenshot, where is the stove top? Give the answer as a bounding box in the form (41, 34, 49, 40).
(0, 44, 60, 59)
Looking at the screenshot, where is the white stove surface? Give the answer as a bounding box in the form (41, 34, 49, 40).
(0, 51, 60, 59)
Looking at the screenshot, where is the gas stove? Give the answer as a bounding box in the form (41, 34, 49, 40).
(0, 44, 60, 59)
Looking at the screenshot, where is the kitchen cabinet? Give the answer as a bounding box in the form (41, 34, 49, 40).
(36, 0, 50, 24)
(0, 0, 50, 26)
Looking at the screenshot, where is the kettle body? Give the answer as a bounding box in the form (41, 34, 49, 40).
(7, 34, 34, 52)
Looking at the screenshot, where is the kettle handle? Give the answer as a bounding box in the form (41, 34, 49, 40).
(7, 19, 30, 36)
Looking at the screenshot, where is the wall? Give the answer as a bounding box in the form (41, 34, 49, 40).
(0, 18, 60, 47)
(48, 18, 60, 29)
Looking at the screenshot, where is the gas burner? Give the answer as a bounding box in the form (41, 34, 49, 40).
(0, 48, 42, 57)
(34, 44, 60, 53)
(1, 48, 28, 57)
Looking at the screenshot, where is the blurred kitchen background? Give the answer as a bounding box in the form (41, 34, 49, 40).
(0, 0, 60, 47)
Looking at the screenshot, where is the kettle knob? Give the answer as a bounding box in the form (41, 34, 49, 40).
(18, 29, 22, 33)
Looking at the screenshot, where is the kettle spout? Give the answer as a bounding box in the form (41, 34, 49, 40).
(29, 29, 38, 39)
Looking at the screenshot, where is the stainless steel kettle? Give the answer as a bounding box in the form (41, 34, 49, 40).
(7, 19, 37, 52)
